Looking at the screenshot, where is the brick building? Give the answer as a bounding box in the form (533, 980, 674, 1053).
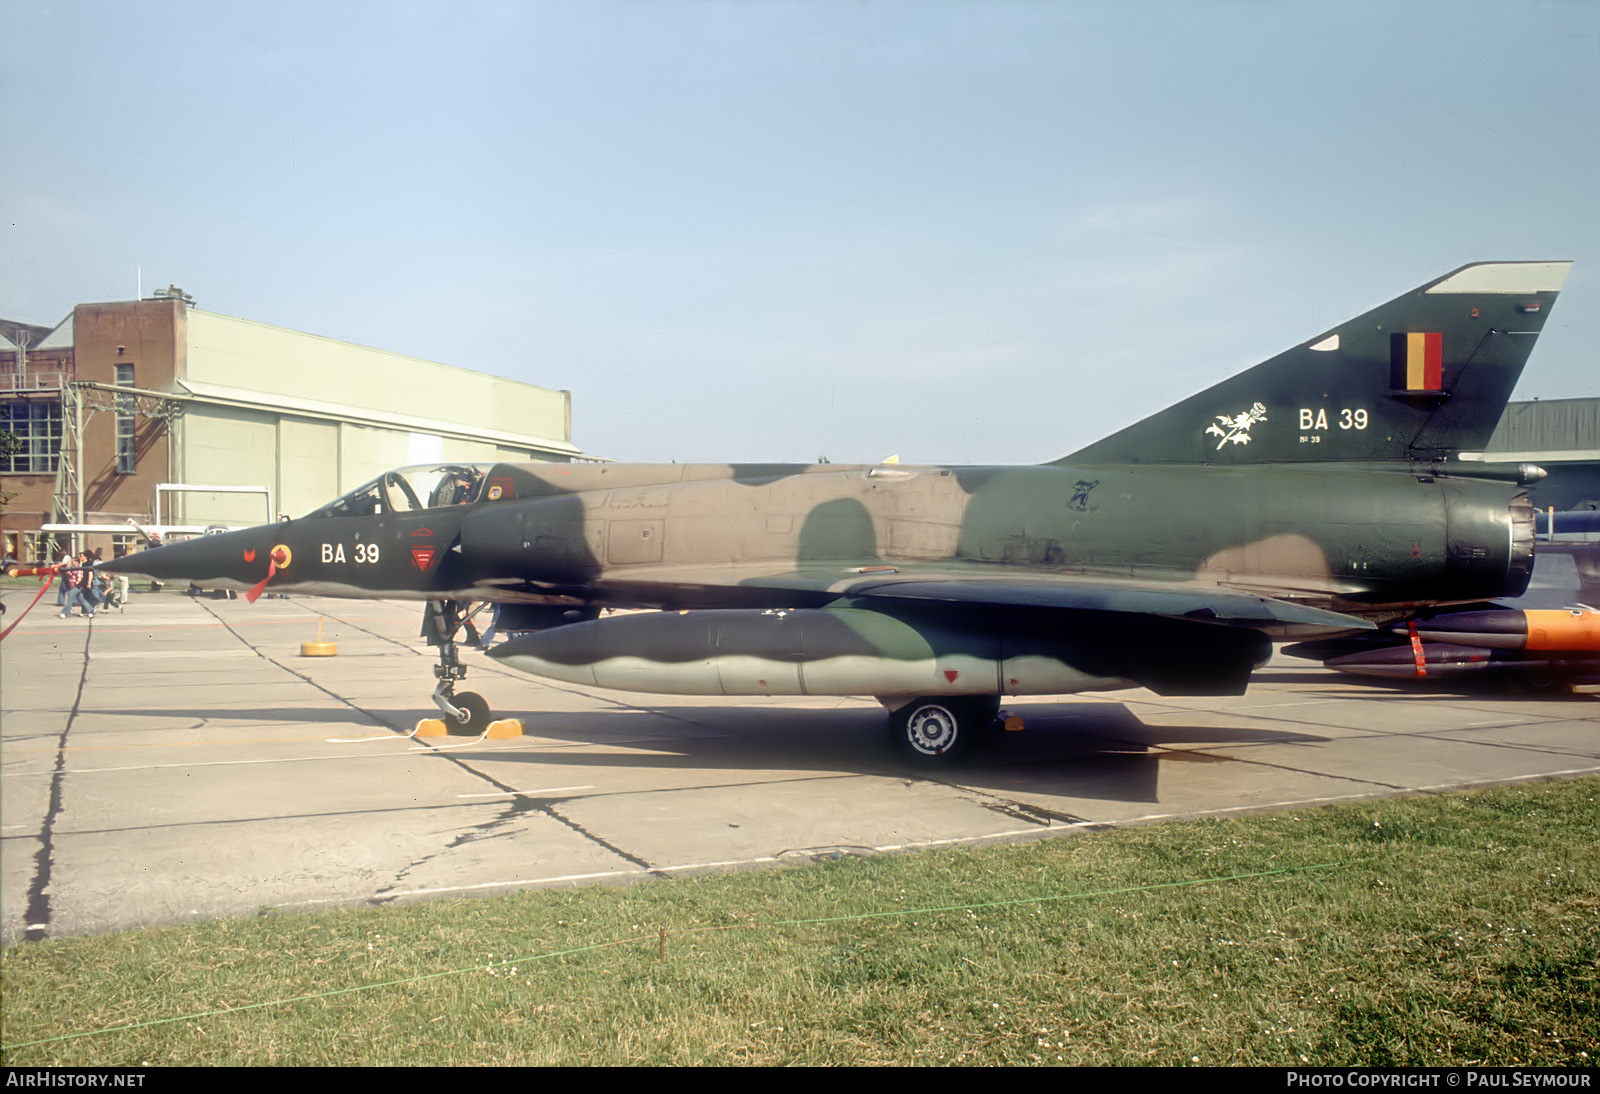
(1, 292, 578, 562)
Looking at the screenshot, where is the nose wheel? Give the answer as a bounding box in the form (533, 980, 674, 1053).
(424, 599, 495, 736)
(434, 686, 491, 734)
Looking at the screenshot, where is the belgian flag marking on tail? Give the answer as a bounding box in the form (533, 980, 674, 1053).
(1391, 331, 1443, 393)
(1043, 261, 1567, 466)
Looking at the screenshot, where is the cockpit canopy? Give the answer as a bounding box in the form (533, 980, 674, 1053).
(309, 464, 492, 518)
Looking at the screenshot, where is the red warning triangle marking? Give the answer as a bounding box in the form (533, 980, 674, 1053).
(410, 547, 436, 571)
(943, 669, 959, 683)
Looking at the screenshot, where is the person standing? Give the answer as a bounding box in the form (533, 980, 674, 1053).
(54, 549, 72, 607)
(59, 558, 93, 618)
(109, 547, 131, 610)
(80, 553, 106, 614)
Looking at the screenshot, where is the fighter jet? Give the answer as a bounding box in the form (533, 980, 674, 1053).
(96, 260, 1572, 762)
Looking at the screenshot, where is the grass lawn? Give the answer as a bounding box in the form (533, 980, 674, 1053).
(3, 776, 1596, 1066)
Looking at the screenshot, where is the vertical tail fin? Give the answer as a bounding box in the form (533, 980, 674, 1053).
(1058, 261, 1571, 466)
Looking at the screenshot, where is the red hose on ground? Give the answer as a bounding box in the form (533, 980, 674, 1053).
(0, 571, 61, 642)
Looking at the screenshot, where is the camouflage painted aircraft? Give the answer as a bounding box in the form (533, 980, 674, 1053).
(96, 260, 1572, 762)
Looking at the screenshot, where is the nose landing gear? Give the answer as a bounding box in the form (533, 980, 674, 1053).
(424, 599, 494, 735)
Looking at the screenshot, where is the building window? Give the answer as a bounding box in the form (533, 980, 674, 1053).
(0, 399, 63, 472)
(115, 364, 135, 474)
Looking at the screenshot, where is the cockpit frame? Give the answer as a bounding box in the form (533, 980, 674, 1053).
(310, 464, 493, 519)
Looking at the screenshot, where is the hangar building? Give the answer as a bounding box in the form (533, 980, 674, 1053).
(1477, 396, 1599, 512)
(1, 289, 578, 562)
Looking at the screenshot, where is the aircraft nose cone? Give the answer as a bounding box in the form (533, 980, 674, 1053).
(98, 527, 272, 588)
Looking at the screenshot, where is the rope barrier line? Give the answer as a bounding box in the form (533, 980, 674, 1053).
(0, 575, 57, 642)
(1, 937, 647, 1053)
(0, 860, 1345, 1053)
(758, 860, 1345, 929)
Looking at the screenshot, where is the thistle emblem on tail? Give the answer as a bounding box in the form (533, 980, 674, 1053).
(1205, 402, 1267, 449)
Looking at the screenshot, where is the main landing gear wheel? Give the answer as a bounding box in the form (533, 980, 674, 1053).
(887, 696, 1000, 765)
(446, 691, 491, 735)
(1516, 674, 1575, 698)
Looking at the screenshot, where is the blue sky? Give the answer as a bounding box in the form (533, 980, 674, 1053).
(4, 1, 1597, 464)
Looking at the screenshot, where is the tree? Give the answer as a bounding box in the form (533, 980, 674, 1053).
(0, 429, 20, 510)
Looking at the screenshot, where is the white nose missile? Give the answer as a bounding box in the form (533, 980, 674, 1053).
(486, 608, 1135, 698)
